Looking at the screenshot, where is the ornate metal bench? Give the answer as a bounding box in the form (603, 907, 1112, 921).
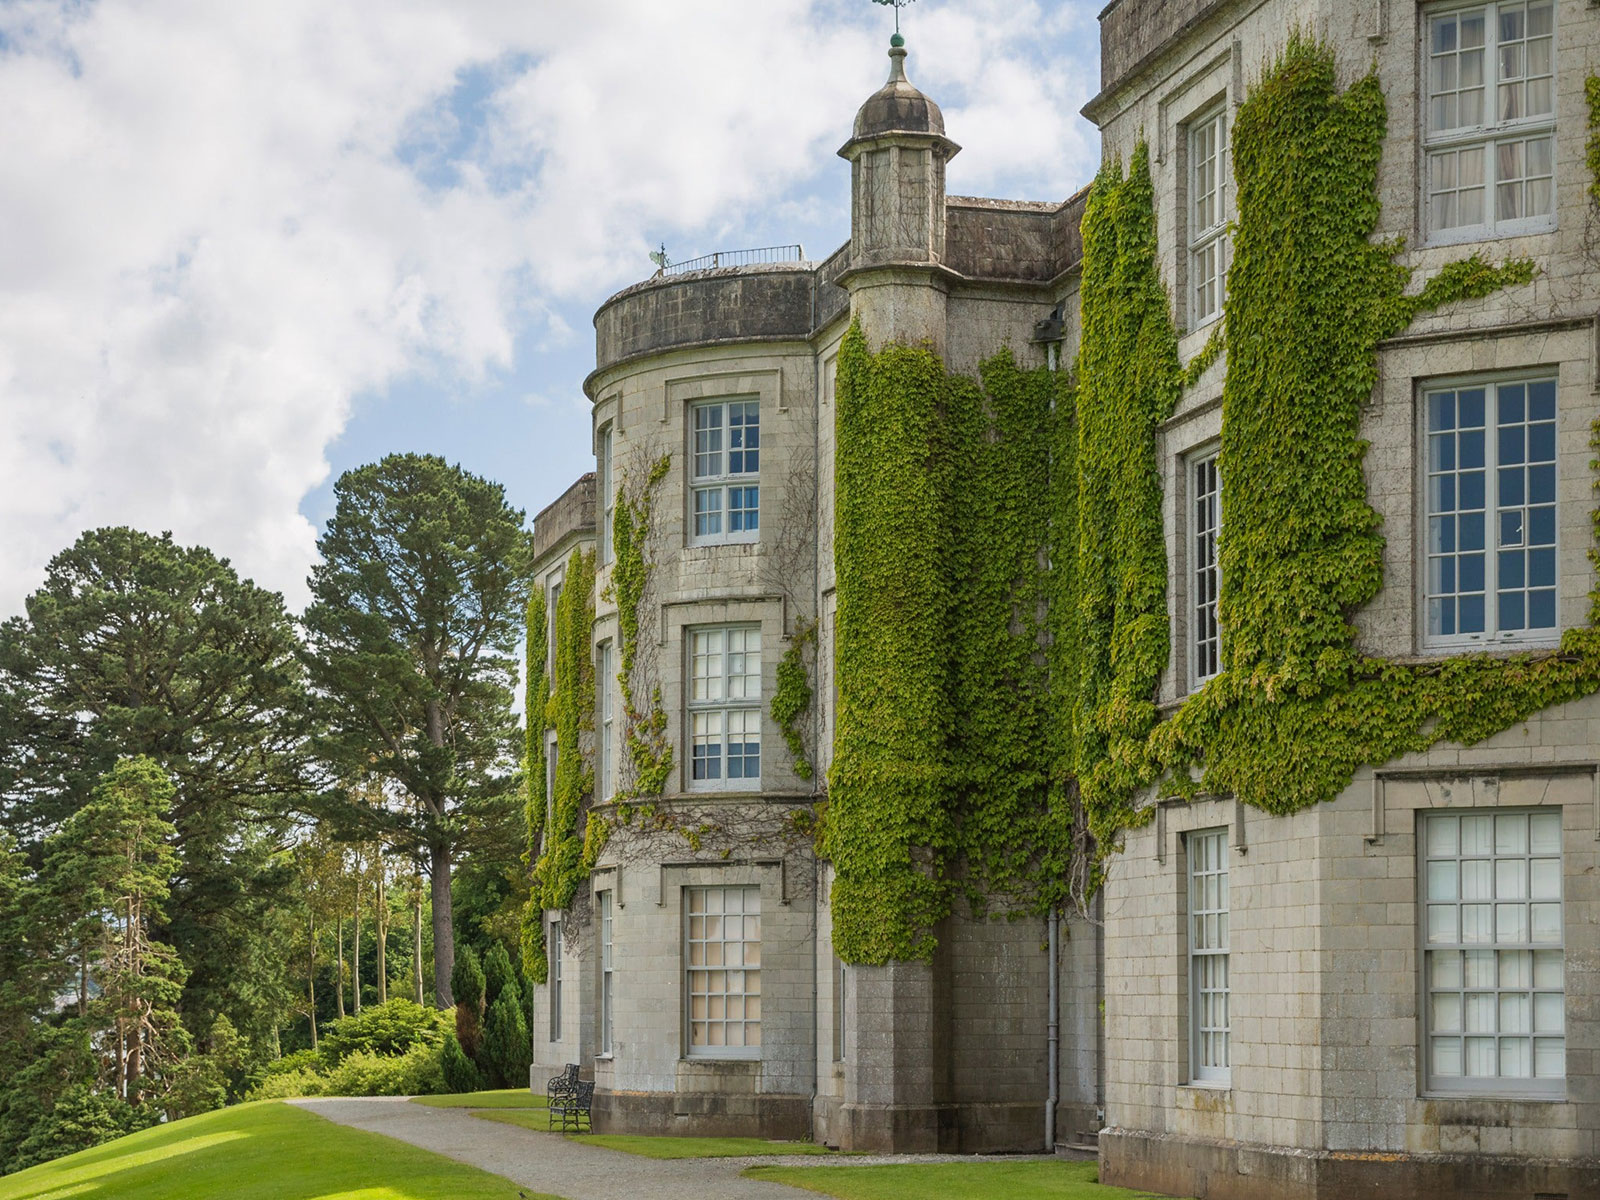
(549, 1078, 594, 1133)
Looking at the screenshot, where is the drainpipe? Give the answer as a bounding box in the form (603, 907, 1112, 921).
(1045, 908, 1060, 1151)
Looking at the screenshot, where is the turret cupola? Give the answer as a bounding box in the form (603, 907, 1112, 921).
(849, 38, 947, 141)
(837, 38, 959, 351)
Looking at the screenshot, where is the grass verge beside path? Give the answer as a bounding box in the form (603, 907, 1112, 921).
(745, 1160, 1187, 1200)
(0, 1100, 554, 1200)
(568, 1133, 835, 1159)
(410, 1088, 548, 1109)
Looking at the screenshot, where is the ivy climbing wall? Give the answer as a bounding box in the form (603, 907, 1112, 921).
(825, 38, 1598, 966)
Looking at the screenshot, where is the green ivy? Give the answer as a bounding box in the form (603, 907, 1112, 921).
(1587, 75, 1600, 204)
(826, 328, 958, 964)
(1068, 144, 1183, 846)
(826, 37, 1584, 963)
(946, 350, 1062, 913)
(519, 589, 549, 979)
(527, 547, 595, 981)
(771, 619, 816, 781)
(609, 455, 674, 799)
(826, 325, 1070, 961)
(1140, 39, 1578, 821)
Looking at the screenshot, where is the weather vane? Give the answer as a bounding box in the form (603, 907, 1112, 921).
(872, 0, 917, 39)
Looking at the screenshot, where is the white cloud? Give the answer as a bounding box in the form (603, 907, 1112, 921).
(0, 0, 1099, 617)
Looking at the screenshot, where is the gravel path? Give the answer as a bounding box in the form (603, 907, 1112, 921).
(290, 1097, 1055, 1200)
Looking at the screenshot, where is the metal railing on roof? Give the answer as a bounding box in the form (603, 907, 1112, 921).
(656, 245, 805, 276)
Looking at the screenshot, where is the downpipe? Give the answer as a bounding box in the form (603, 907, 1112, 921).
(1045, 907, 1060, 1151)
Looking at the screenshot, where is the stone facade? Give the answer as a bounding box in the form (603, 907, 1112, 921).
(526, 5, 1600, 1194)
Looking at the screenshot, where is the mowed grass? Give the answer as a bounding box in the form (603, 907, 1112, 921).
(466, 1109, 833, 1158)
(568, 1133, 834, 1159)
(745, 1159, 1186, 1200)
(0, 1100, 552, 1200)
(409, 1088, 548, 1109)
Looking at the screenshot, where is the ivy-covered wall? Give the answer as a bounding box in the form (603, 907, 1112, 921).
(524, 547, 595, 982)
(826, 38, 1597, 966)
(1588, 75, 1600, 203)
(519, 589, 549, 978)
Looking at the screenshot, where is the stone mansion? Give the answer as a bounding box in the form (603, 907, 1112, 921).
(524, 2, 1600, 1197)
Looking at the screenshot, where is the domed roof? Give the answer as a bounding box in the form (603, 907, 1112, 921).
(852, 42, 945, 140)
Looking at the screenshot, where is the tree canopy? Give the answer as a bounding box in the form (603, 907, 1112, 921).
(0, 527, 311, 1042)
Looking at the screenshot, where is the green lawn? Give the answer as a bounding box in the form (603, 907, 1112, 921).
(0, 1100, 554, 1200)
(467, 1110, 835, 1158)
(409, 1088, 548, 1109)
(745, 1160, 1185, 1200)
(569, 1133, 835, 1159)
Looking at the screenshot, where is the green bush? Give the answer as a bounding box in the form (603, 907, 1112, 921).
(323, 1044, 445, 1097)
(440, 1030, 483, 1093)
(10, 1086, 156, 1173)
(319, 999, 451, 1062)
(247, 1068, 327, 1100)
(262, 1048, 323, 1077)
(246, 1042, 447, 1100)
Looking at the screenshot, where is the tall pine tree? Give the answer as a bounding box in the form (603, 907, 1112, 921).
(302, 455, 532, 1006)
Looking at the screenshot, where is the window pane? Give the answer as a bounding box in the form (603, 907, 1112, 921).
(1529, 811, 1561, 853)
(1192, 453, 1222, 682)
(694, 404, 724, 478)
(1189, 829, 1229, 1078)
(686, 886, 762, 1055)
(694, 487, 723, 537)
(729, 485, 760, 532)
(1423, 810, 1565, 1091)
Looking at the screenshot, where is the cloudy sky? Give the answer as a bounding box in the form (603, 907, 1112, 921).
(0, 0, 1101, 617)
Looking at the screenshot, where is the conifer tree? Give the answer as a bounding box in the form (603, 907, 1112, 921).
(482, 941, 516, 1010)
(450, 945, 486, 1063)
(0, 528, 310, 1046)
(301, 455, 533, 1006)
(440, 1030, 482, 1093)
(482, 980, 529, 1089)
(44, 758, 189, 1105)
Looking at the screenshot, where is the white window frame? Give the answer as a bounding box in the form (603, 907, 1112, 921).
(1189, 446, 1222, 688)
(598, 424, 614, 565)
(598, 641, 615, 802)
(684, 885, 761, 1059)
(687, 625, 762, 792)
(689, 399, 760, 546)
(549, 917, 563, 1042)
(598, 890, 614, 1056)
(1188, 828, 1230, 1085)
(1422, 372, 1559, 649)
(1420, 808, 1564, 1097)
(1423, 0, 1557, 243)
(1187, 104, 1229, 328)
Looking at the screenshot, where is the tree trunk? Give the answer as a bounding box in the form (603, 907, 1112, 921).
(413, 870, 425, 1006)
(376, 851, 388, 1005)
(430, 841, 454, 1007)
(308, 911, 319, 1049)
(336, 914, 345, 1019)
(78, 954, 87, 1019)
(353, 849, 362, 1016)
